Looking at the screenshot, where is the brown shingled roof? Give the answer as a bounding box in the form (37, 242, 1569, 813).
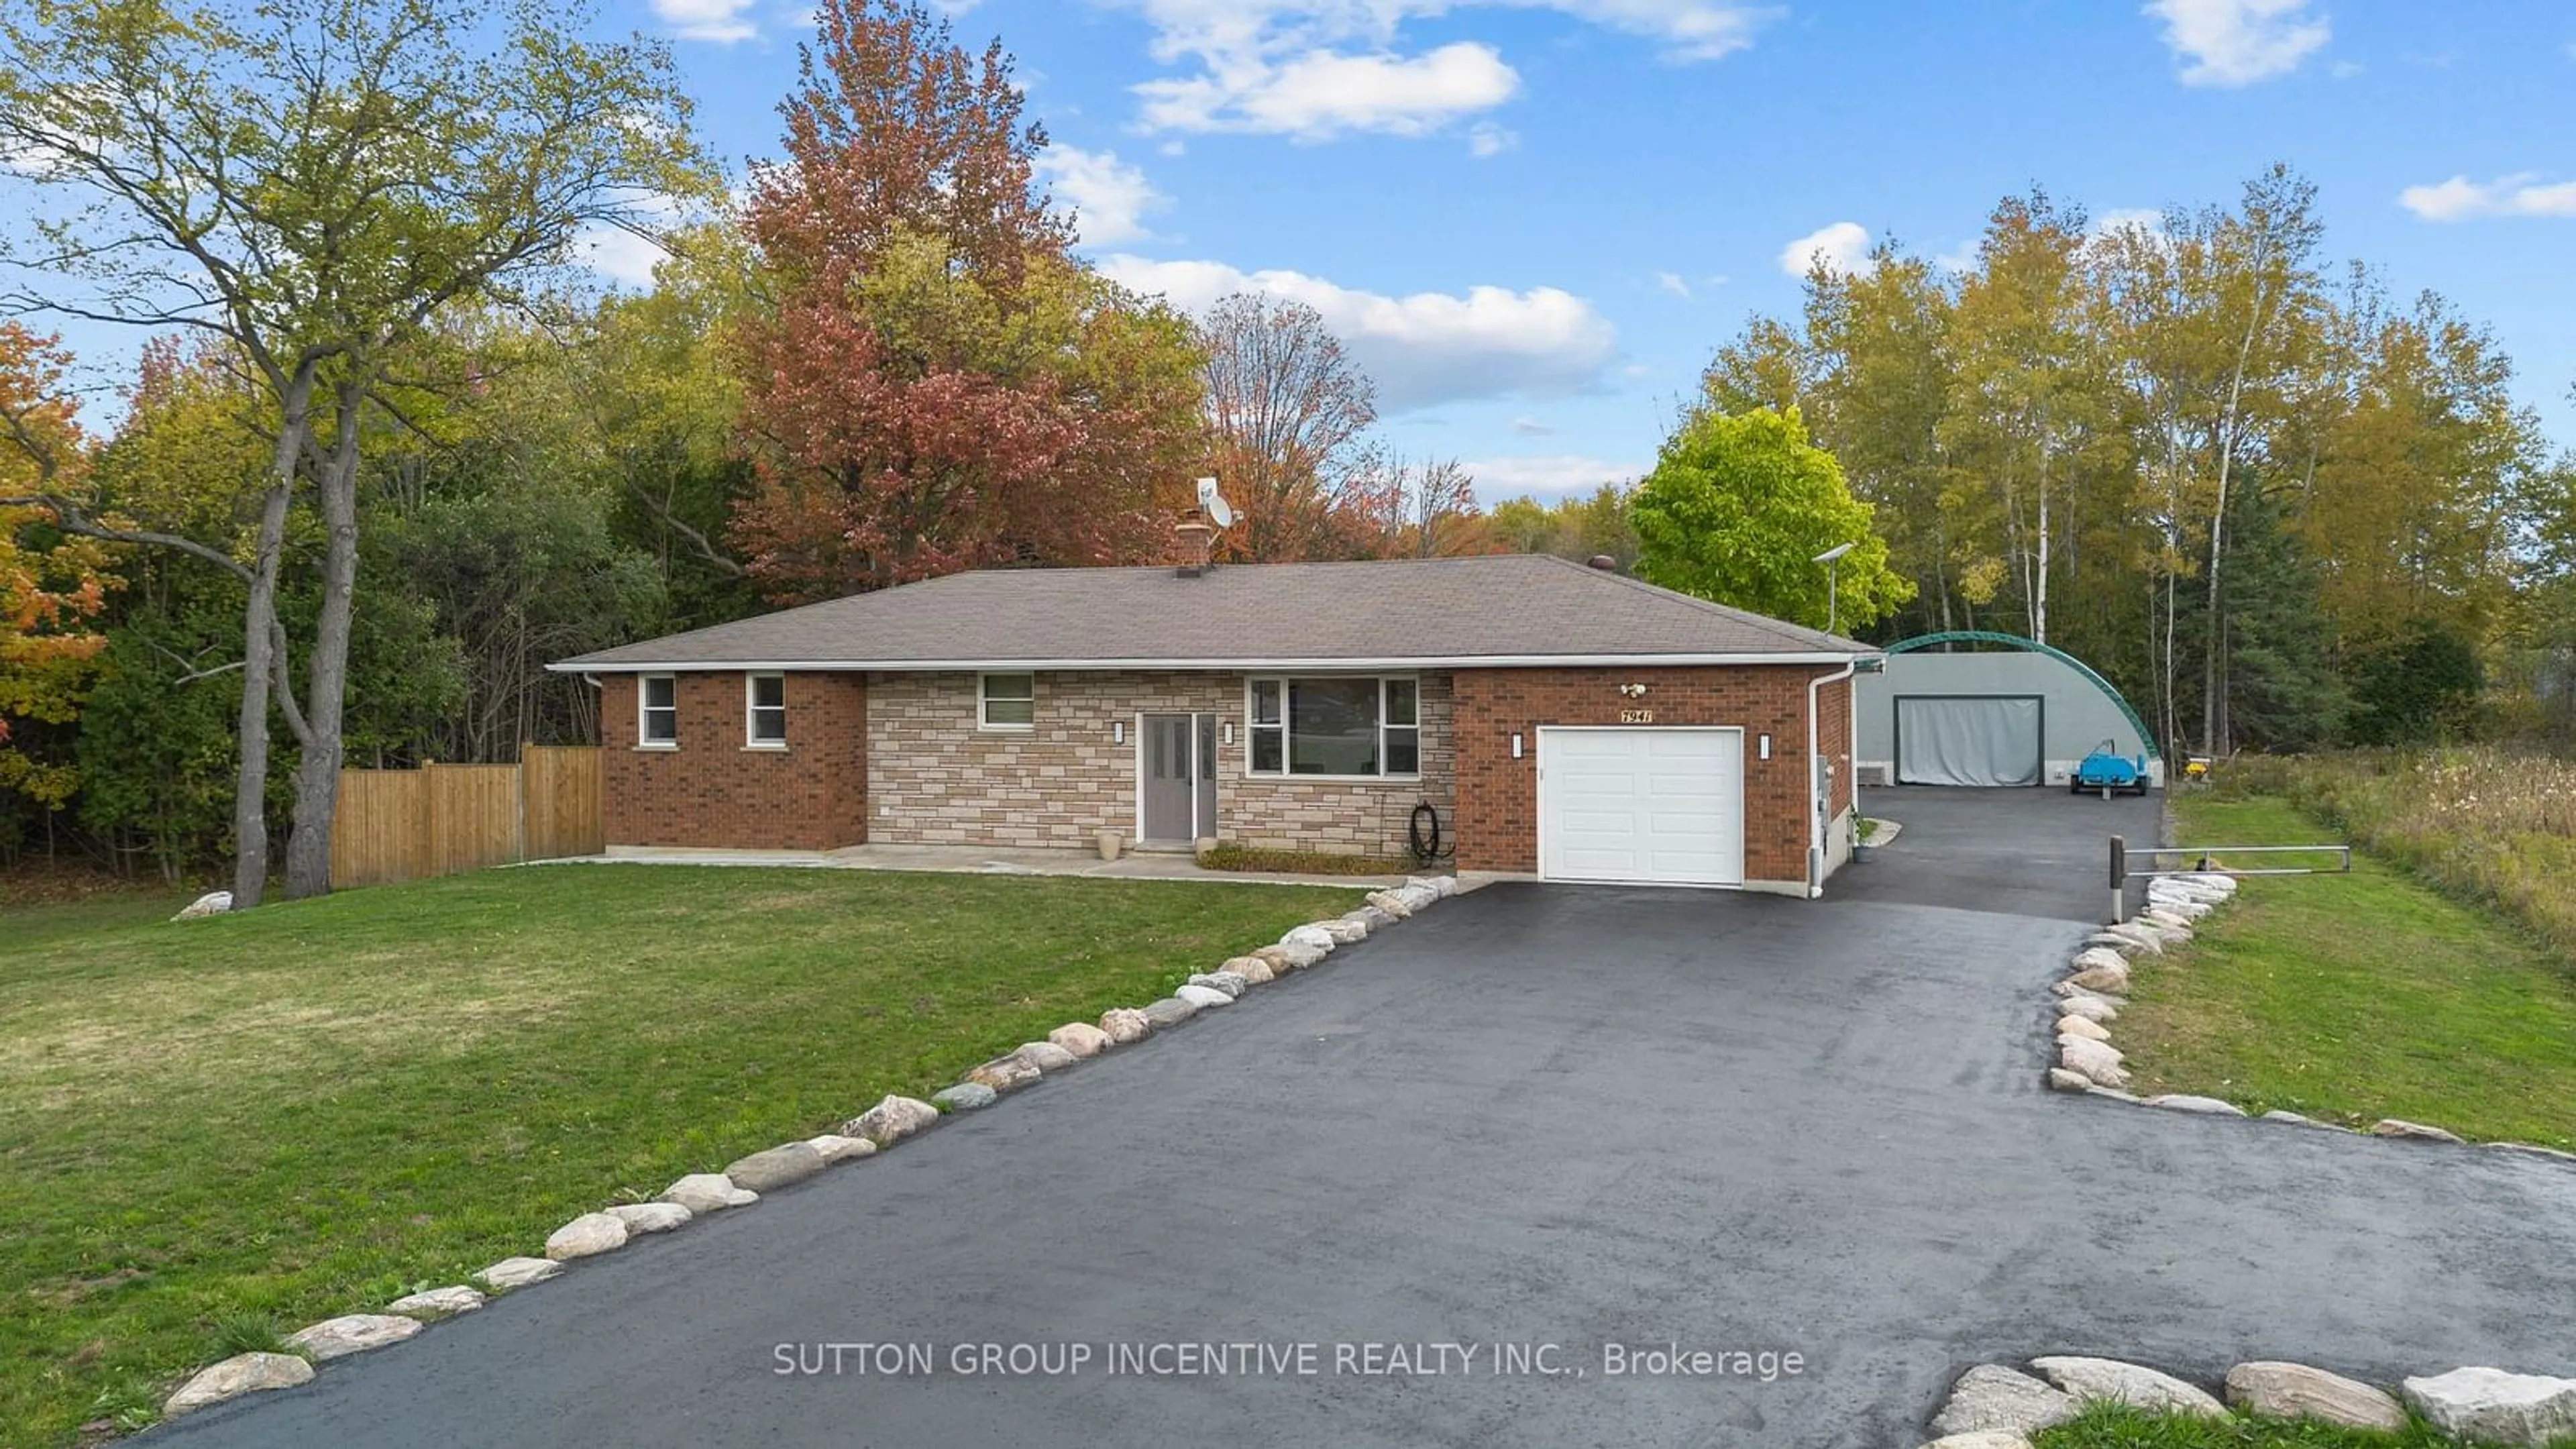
(551, 554, 1873, 672)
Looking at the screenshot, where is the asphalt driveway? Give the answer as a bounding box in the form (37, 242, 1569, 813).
(156, 790, 2576, 1448)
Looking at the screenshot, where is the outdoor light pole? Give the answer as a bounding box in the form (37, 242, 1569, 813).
(1813, 541, 1856, 635)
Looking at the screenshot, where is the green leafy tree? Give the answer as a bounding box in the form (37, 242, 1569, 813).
(1631, 407, 1913, 633)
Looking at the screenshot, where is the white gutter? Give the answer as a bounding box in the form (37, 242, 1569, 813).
(545, 651, 1876, 675)
(1806, 660, 1859, 899)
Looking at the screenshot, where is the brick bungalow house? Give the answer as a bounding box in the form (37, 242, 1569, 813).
(551, 552, 1877, 895)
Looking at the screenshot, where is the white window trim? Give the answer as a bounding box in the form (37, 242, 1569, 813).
(745, 671, 787, 750)
(979, 671, 1036, 732)
(637, 674, 678, 750)
(1242, 674, 1422, 782)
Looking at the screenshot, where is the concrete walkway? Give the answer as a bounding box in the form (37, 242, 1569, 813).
(158, 790, 2576, 1448)
(539, 841, 1421, 890)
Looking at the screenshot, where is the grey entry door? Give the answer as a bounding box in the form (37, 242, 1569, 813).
(1142, 714, 1196, 842)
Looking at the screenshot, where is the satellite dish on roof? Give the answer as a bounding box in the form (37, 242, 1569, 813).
(1196, 476, 1236, 529)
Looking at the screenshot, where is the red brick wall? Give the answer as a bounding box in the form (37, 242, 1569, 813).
(600, 672, 868, 850)
(1450, 664, 1856, 885)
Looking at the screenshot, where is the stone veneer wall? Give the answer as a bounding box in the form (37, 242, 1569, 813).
(865, 670, 1456, 857)
(600, 672, 868, 851)
(1449, 663, 1854, 888)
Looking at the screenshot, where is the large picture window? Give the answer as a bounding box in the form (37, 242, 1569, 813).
(1246, 677, 1421, 778)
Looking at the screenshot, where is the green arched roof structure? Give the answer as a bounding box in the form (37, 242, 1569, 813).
(1882, 631, 2161, 763)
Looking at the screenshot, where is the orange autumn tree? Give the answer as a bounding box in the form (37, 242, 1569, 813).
(729, 0, 1205, 604)
(0, 324, 115, 818)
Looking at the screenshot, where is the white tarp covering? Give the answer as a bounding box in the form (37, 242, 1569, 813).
(1896, 696, 2041, 787)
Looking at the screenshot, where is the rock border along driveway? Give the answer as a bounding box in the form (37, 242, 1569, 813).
(152, 875, 1458, 1421)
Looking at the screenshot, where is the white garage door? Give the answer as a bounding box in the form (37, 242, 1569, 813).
(1538, 728, 1744, 886)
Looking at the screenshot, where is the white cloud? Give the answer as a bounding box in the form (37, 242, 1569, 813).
(1135, 42, 1519, 139)
(1037, 144, 1167, 246)
(2091, 206, 2168, 238)
(576, 195, 693, 288)
(2398, 173, 2576, 222)
(1510, 416, 1559, 436)
(1777, 221, 1874, 278)
(1931, 241, 1978, 275)
(654, 0, 759, 42)
(1462, 453, 1644, 499)
(1116, 1, 1769, 141)
(1655, 270, 1692, 298)
(2145, 0, 2330, 87)
(1097, 254, 1617, 412)
(1468, 121, 1519, 157)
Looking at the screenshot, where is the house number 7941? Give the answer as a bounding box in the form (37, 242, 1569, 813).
(1619, 708, 1654, 724)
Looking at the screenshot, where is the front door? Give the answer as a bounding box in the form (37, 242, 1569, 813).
(1141, 713, 1205, 843)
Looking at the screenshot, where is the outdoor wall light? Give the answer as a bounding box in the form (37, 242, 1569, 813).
(1758, 734, 1772, 760)
(1113, 721, 1125, 745)
(1511, 733, 1523, 759)
(1618, 682, 1650, 698)
(1222, 722, 1234, 745)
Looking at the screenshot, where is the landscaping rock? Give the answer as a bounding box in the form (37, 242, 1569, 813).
(2058, 1036, 2130, 1089)
(1919, 1434, 2033, 1449)
(1318, 918, 1368, 945)
(2143, 1094, 2247, 1117)
(1250, 945, 1295, 970)
(2103, 923, 2166, 955)
(1014, 1040, 1079, 1072)
(2051, 978, 2126, 1006)
(1362, 890, 1412, 918)
(1929, 1364, 2078, 1436)
(967, 1055, 1042, 1092)
(163, 1352, 313, 1417)
(2402, 1367, 2576, 1445)
(1348, 906, 1399, 930)
(725, 1142, 828, 1193)
(2070, 946, 2130, 975)
(2065, 961, 2131, 994)
(172, 890, 233, 921)
(1049, 1022, 1114, 1057)
(1409, 875, 1458, 898)
(2056, 1015, 2110, 1042)
(2031, 1356, 2228, 1418)
(1283, 924, 1339, 951)
(606, 1201, 694, 1234)
(2258, 1110, 2310, 1124)
(286, 1313, 422, 1361)
(2141, 908, 2193, 930)
(386, 1285, 486, 1320)
(847, 1093, 941, 1146)
(1185, 972, 1248, 1000)
(1099, 1007, 1152, 1044)
(1220, 955, 1276, 983)
(2055, 994, 2118, 1024)
(2083, 932, 2147, 956)
(2047, 1068, 2092, 1093)
(661, 1174, 757, 1214)
(2224, 1361, 2408, 1432)
(2088, 1086, 2141, 1102)
(804, 1133, 876, 1165)
(544, 1212, 631, 1260)
(933, 1082, 998, 1111)
(478, 1255, 564, 1291)
(2496, 1142, 2576, 1163)
(1141, 996, 1197, 1028)
(1280, 941, 1328, 969)
(2371, 1118, 2463, 1143)
(1175, 983, 1234, 1008)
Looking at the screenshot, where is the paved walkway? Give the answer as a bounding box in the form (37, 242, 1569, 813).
(159, 792, 2576, 1448)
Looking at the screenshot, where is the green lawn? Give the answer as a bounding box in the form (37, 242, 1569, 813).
(2032, 1400, 2573, 1448)
(0, 865, 1361, 1446)
(2114, 795, 2576, 1148)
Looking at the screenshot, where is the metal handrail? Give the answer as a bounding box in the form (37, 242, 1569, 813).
(2105, 835, 2350, 922)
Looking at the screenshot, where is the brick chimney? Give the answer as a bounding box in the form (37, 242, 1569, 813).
(1173, 509, 1215, 576)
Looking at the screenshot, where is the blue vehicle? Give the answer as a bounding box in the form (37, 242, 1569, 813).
(2072, 739, 2150, 797)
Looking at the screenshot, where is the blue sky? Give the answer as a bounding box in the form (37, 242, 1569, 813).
(38, 0, 2576, 500)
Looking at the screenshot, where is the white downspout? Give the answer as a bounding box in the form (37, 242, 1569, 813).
(1806, 660, 1858, 899)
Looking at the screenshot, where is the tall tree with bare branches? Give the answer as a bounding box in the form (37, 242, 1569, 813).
(1197, 292, 1390, 561)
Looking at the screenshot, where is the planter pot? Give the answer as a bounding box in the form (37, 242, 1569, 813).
(1096, 829, 1124, 862)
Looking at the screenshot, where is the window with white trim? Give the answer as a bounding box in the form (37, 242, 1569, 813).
(1246, 677, 1420, 777)
(639, 674, 677, 747)
(746, 672, 786, 747)
(979, 672, 1035, 729)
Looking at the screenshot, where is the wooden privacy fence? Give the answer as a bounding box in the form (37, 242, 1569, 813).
(329, 745, 604, 888)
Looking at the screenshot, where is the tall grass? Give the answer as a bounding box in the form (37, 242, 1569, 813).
(2224, 747, 2576, 972)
